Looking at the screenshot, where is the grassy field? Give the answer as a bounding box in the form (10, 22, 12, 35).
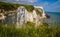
(0, 22, 60, 37)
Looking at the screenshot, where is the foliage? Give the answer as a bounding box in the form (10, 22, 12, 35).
(0, 2, 34, 12)
(0, 22, 60, 37)
(0, 2, 17, 11)
(24, 5, 34, 12)
(35, 9, 43, 16)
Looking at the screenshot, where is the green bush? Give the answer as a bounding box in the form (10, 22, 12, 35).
(0, 2, 34, 12)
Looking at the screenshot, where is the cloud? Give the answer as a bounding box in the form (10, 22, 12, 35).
(0, 0, 38, 3)
(15, 0, 38, 3)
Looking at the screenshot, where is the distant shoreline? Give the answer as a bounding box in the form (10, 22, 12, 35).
(45, 11, 60, 13)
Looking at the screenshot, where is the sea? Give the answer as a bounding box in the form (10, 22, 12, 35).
(45, 12, 60, 26)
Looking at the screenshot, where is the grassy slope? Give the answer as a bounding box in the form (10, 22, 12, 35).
(0, 2, 34, 12)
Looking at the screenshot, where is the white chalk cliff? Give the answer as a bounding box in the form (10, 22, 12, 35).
(16, 6, 47, 25)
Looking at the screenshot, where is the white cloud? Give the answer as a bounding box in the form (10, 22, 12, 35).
(0, 0, 38, 3)
(15, 0, 38, 3)
(16, 0, 19, 1)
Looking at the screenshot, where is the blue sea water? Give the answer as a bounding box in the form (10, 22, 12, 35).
(45, 12, 60, 26)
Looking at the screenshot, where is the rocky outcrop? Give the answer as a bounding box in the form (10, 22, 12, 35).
(0, 13, 6, 22)
(16, 6, 47, 26)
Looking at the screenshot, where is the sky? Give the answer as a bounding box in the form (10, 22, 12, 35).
(0, 0, 60, 12)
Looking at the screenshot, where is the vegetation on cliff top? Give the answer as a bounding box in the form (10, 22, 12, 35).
(0, 2, 43, 16)
(0, 2, 34, 12)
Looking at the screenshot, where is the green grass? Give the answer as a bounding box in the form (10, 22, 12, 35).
(35, 9, 43, 16)
(0, 2, 34, 12)
(0, 22, 60, 37)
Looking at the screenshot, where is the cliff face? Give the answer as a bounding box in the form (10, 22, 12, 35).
(0, 2, 49, 25)
(16, 6, 47, 25)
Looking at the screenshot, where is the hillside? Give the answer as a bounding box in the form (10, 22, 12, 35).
(0, 2, 44, 17)
(0, 2, 34, 12)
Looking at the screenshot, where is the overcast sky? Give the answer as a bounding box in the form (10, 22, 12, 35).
(0, 0, 60, 12)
